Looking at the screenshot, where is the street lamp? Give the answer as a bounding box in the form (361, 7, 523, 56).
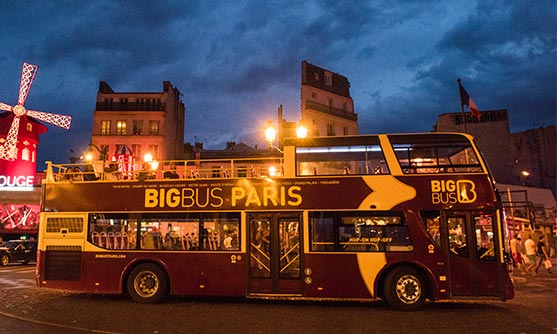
(265, 121, 283, 153)
(86, 141, 108, 162)
(296, 125, 308, 138)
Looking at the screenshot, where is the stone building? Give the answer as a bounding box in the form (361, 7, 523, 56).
(91, 81, 185, 162)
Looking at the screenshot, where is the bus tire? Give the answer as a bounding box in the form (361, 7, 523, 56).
(383, 266, 427, 311)
(127, 263, 168, 304)
(1, 254, 9, 266)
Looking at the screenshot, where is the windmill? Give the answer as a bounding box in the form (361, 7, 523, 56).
(0, 62, 72, 161)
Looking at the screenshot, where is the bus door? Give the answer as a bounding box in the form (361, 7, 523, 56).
(248, 213, 302, 295)
(444, 210, 500, 297)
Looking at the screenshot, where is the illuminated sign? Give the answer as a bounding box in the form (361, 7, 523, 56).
(431, 179, 477, 204)
(144, 185, 303, 209)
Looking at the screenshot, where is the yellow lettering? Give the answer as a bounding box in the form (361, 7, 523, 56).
(182, 188, 195, 208)
(263, 187, 278, 206)
(231, 187, 245, 207)
(210, 187, 224, 208)
(287, 186, 302, 206)
(145, 189, 158, 208)
(166, 188, 180, 207)
(245, 187, 262, 206)
(431, 180, 441, 192)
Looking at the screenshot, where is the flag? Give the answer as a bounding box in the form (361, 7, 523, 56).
(458, 79, 481, 119)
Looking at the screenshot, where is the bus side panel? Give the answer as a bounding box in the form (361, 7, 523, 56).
(165, 252, 246, 297)
(81, 252, 246, 297)
(303, 254, 373, 299)
(37, 249, 86, 292)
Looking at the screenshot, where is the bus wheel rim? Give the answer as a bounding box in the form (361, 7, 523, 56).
(1, 256, 8, 266)
(395, 274, 421, 304)
(133, 270, 159, 298)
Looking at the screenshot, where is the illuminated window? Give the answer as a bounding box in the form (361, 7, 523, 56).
(101, 121, 111, 135)
(116, 121, 126, 135)
(149, 121, 159, 135)
(21, 148, 30, 161)
(26, 123, 32, 132)
(147, 145, 158, 159)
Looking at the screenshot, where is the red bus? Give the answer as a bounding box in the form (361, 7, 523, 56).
(36, 133, 514, 310)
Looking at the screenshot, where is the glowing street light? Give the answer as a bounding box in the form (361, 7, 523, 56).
(296, 125, 308, 138)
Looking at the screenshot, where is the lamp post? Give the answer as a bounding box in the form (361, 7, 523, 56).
(85, 141, 108, 171)
(265, 121, 283, 153)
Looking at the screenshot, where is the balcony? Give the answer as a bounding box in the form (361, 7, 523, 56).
(305, 100, 358, 121)
(95, 102, 166, 111)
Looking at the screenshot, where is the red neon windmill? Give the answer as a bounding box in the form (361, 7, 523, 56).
(0, 62, 72, 161)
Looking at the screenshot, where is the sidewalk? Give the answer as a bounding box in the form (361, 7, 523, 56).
(512, 256, 556, 283)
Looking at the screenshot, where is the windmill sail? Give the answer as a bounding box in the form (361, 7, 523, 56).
(0, 63, 72, 160)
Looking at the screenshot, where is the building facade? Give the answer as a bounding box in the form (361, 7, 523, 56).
(435, 110, 516, 184)
(511, 125, 556, 194)
(298, 60, 358, 139)
(91, 81, 185, 162)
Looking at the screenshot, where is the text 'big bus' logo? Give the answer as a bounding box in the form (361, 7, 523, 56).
(431, 180, 476, 204)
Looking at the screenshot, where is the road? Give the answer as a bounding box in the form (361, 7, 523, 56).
(0, 263, 555, 334)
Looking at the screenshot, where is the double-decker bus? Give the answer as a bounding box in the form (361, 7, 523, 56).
(36, 132, 514, 310)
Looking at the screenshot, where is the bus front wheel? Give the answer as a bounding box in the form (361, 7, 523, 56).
(127, 263, 168, 303)
(1, 254, 9, 266)
(383, 266, 427, 311)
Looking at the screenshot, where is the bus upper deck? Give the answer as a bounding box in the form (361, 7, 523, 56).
(44, 132, 489, 183)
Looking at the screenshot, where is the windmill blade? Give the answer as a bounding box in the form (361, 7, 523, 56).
(0, 116, 21, 160)
(17, 63, 38, 106)
(0, 102, 13, 111)
(27, 109, 72, 129)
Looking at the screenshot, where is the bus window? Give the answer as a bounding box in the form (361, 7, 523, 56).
(309, 211, 413, 252)
(88, 214, 138, 250)
(296, 144, 389, 176)
(475, 214, 495, 261)
(421, 210, 441, 247)
(448, 217, 468, 256)
(389, 134, 483, 174)
(309, 213, 335, 251)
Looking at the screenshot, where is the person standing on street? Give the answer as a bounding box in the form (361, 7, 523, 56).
(535, 235, 554, 274)
(510, 234, 526, 274)
(524, 234, 538, 275)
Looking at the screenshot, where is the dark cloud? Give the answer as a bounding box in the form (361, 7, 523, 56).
(0, 0, 554, 163)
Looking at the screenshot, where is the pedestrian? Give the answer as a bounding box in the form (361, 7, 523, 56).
(524, 234, 537, 275)
(535, 235, 554, 274)
(510, 234, 526, 274)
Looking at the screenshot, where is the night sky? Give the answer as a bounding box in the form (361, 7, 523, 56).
(0, 1, 555, 164)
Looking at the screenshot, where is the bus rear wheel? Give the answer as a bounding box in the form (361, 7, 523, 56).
(383, 266, 427, 311)
(127, 263, 168, 303)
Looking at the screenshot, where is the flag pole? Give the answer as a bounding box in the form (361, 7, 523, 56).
(457, 78, 468, 133)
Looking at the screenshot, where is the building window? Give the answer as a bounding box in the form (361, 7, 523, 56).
(132, 144, 141, 158)
(327, 123, 335, 136)
(120, 98, 128, 110)
(117, 121, 127, 135)
(147, 145, 158, 159)
(21, 148, 30, 161)
(133, 120, 143, 135)
(324, 72, 332, 86)
(100, 145, 109, 160)
(311, 92, 317, 99)
(343, 127, 349, 135)
(104, 98, 113, 110)
(101, 121, 111, 136)
(149, 121, 159, 135)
